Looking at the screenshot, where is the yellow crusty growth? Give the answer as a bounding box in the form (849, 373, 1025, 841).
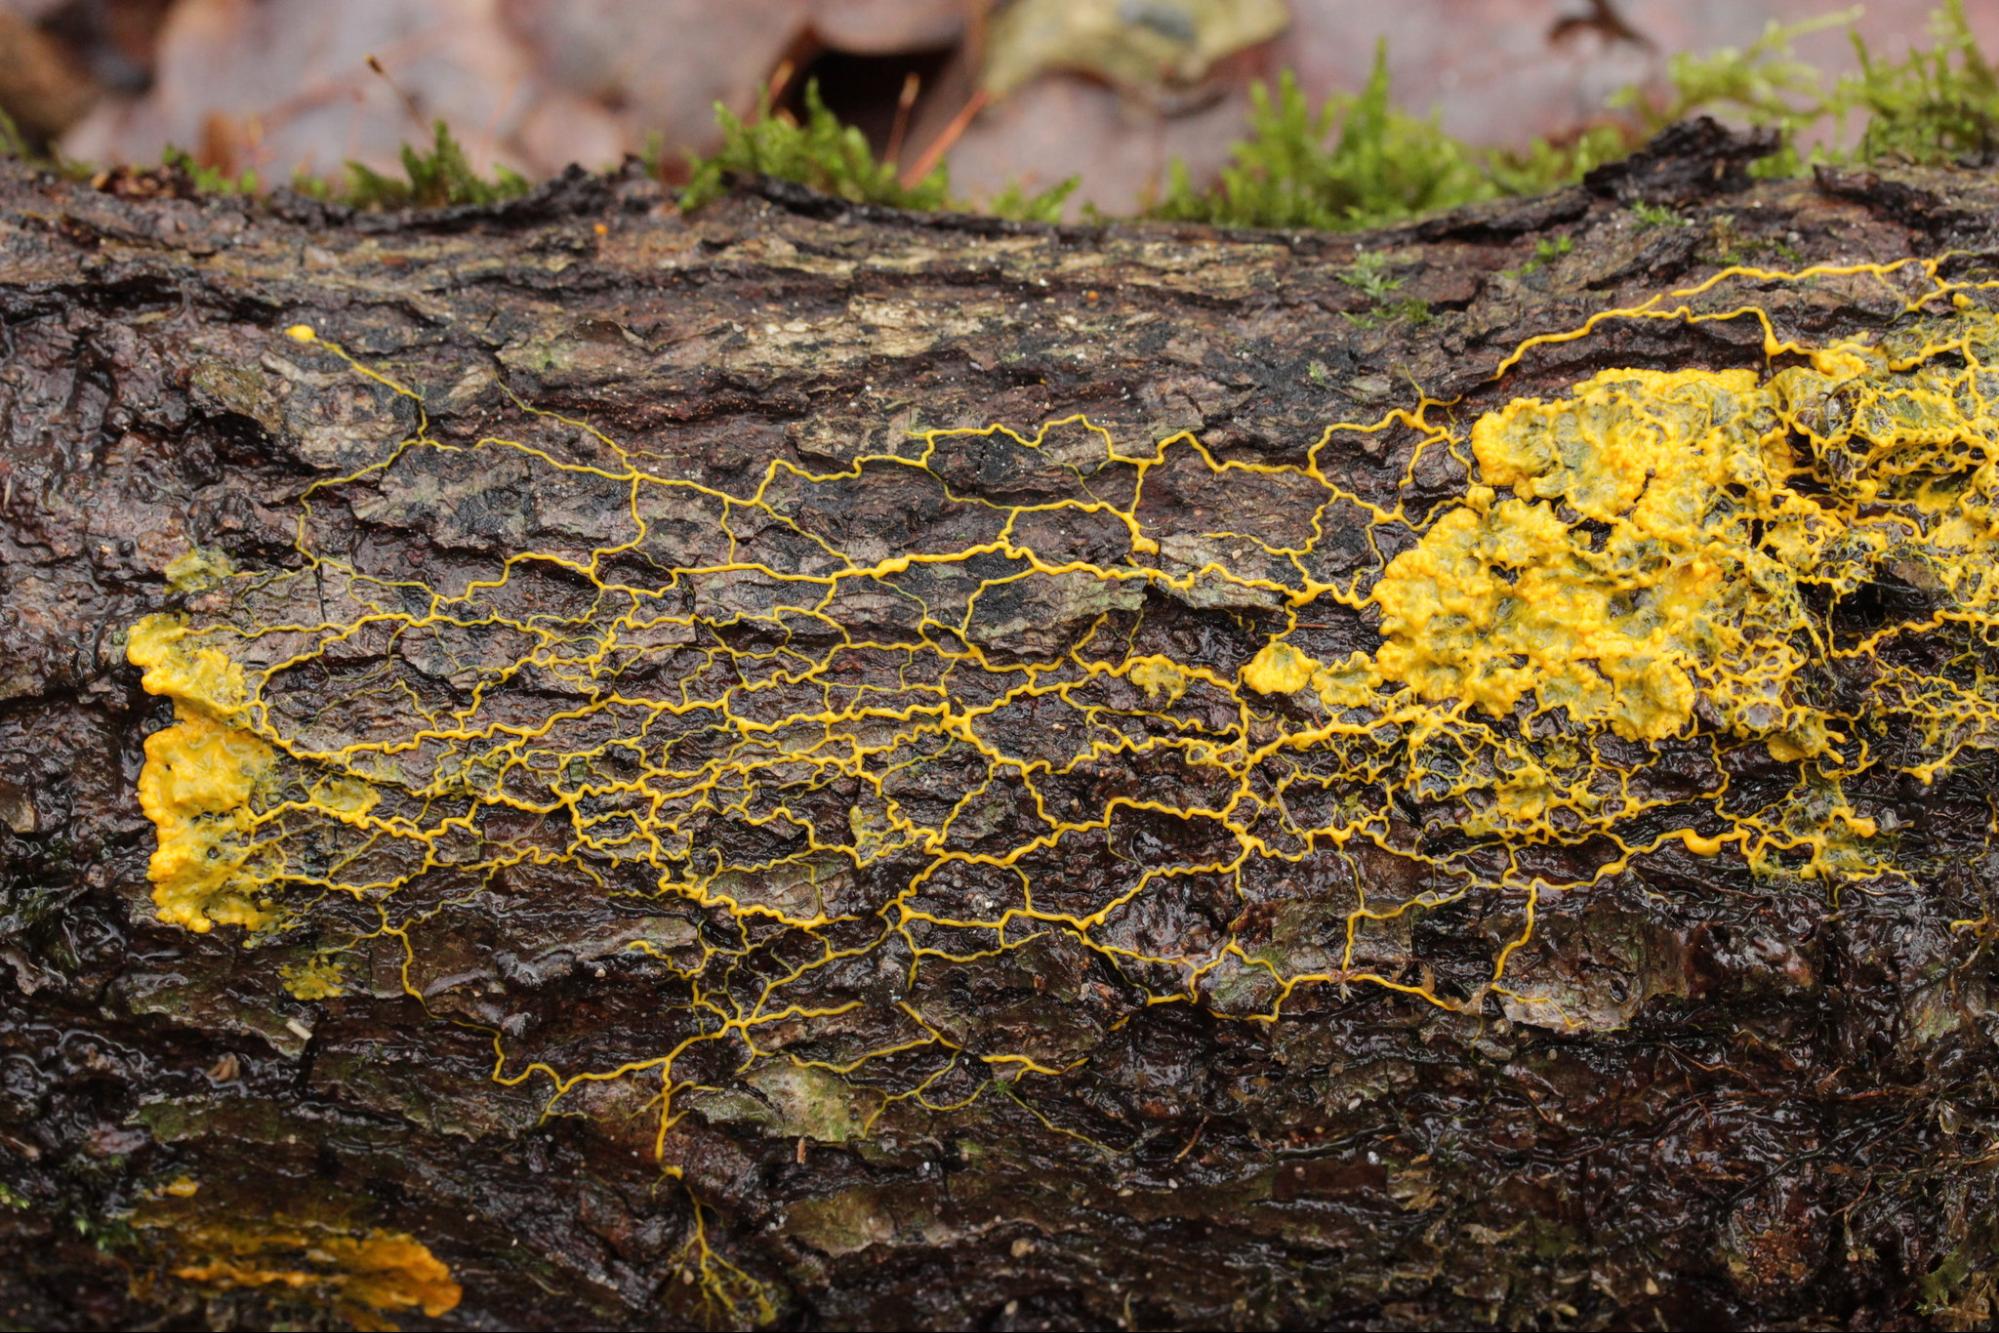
(128, 613, 274, 932)
(1375, 365, 1807, 743)
(145, 1215, 460, 1331)
(162, 546, 235, 595)
(1241, 639, 1319, 696)
(280, 953, 348, 1001)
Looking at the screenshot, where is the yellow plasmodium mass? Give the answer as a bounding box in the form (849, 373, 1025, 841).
(1126, 654, 1191, 702)
(1260, 338, 1999, 762)
(1373, 366, 1784, 742)
(1241, 639, 1317, 695)
(127, 612, 274, 932)
(147, 1215, 459, 1331)
(280, 953, 348, 1000)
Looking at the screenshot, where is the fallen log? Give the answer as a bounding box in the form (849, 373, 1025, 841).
(3, 124, 1999, 1329)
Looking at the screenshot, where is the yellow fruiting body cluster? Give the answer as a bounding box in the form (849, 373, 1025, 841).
(130, 262, 1999, 1320)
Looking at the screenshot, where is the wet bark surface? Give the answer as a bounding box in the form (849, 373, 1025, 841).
(4, 125, 1999, 1330)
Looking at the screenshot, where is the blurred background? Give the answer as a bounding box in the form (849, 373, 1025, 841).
(1, 0, 1992, 213)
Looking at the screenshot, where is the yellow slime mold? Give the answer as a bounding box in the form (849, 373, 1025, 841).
(150, 1216, 460, 1331)
(1376, 364, 1814, 744)
(128, 614, 274, 933)
(124, 258, 1999, 1320)
(130, 263, 1999, 1012)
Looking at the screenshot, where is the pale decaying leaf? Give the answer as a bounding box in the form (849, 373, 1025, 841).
(982, 0, 1290, 99)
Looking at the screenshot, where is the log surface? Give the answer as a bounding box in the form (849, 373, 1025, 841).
(3, 127, 1999, 1330)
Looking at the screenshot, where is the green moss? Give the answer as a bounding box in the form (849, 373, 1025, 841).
(1500, 234, 1574, 281)
(342, 120, 531, 209)
(1337, 250, 1399, 301)
(1615, 10, 1857, 154)
(0, 108, 28, 162)
(1153, 50, 1483, 229)
(1622, 0, 1999, 174)
(1629, 200, 1688, 228)
(1707, 212, 1802, 266)
(1916, 1215, 1999, 1318)
(1336, 251, 1431, 327)
(985, 175, 1082, 223)
(161, 146, 258, 195)
(1524, 234, 1572, 273)
(1847, 0, 1999, 163)
(1150, 44, 1631, 231)
(1152, 2, 1999, 230)
(72, 1212, 140, 1254)
(680, 78, 1082, 220)
(682, 80, 951, 213)
(7, 2, 1993, 232)
(152, 119, 530, 206)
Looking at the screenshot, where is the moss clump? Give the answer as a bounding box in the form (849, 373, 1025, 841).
(680, 79, 1078, 221)
(1154, 2, 1999, 230)
(1335, 250, 1431, 327)
(333, 120, 532, 209)
(1846, 0, 1999, 164)
(1618, 0, 1999, 175)
(158, 146, 259, 195)
(682, 80, 950, 213)
(1630, 200, 1689, 228)
(1150, 43, 1625, 231)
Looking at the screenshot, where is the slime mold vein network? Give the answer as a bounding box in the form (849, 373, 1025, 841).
(125, 258, 1999, 1317)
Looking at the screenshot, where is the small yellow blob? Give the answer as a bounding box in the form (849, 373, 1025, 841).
(1765, 734, 1813, 763)
(311, 774, 380, 820)
(1680, 831, 1725, 857)
(281, 954, 347, 1001)
(1309, 651, 1382, 711)
(163, 546, 235, 595)
(163, 1176, 200, 1198)
(285, 323, 317, 343)
(1242, 640, 1318, 695)
(1807, 344, 1873, 380)
(1126, 655, 1189, 704)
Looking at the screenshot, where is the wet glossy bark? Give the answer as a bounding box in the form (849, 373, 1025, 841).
(3, 125, 1998, 1330)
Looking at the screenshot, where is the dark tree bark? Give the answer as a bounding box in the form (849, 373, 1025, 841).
(4, 125, 1999, 1331)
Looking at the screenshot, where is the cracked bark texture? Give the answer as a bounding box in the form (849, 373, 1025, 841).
(4, 124, 1999, 1330)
